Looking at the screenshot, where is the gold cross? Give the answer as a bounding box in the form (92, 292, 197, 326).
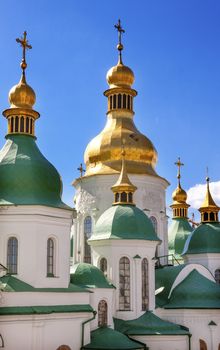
(16, 31, 32, 72)
(175, 157, 184, 181)
(114, 19, 125, 46)
(77, 163, 85, 178)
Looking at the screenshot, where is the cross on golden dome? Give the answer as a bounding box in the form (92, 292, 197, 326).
(16, 31, 32, 73)
(114, 19, 125, 63)
(175, 157, 184, 184)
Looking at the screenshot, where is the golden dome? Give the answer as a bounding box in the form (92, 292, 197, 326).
(172, 185, 187, 204)
(9, 73, 36, 109)
(84, 115, 158, 176)
(107, 62, 134, 88)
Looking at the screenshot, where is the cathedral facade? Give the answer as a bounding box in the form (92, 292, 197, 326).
(0, 24, 220, 350)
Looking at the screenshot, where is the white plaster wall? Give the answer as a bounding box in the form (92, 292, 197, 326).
(157, 308, 220, 350)
(0, 312, 92, 350)
(73, 173, 169, 264)
(131, 335, 189, 350)
(0, 206, 73, 288)
(90, 239, 158, 320)
(184, 253, 220, 279)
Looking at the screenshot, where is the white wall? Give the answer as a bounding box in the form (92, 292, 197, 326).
(0, 205, 73, 288)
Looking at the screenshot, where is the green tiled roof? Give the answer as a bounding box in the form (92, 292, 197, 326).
(0, 134, 71, 209)
(0, 304, 93, 316)
(0, 275, 89, 293)
(82, 327, 146, 349)
(70, 263, 114, 289)
(165, 269, 220, 309)
(90, 204, 160, 241)
(155, 265, 185, 307)
(182, 223, 220, 255)
(114, 311, 189, 336)
(168, 218, 192, 255)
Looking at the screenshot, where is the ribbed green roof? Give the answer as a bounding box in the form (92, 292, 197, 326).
(0, 134, 70, 209)
(0, 274, 88, 293)
(168, 218, 192, 255)
(90, 204, 160, 241)
(0, 304, 93, 316)
(165, 269, 220, 309)
(70, 263, 114, 289)
(82, 327, 146, 349)
(155, 265, 186, 307)
(114, 311, 189, 335)
(182, 223, 220, 255)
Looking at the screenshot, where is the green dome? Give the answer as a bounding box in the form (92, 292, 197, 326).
(70, 263, 114, 289)
(91, 204, 160, 241)
(168, 218, 192, 255)
(165, 269, 220, 309)
(0, 134, 70, 209)
(183, 222, 220, 255)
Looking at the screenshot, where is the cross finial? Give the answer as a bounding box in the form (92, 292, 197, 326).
(16, 31, 32, 74)
(77, 163, 85, 178)
(206, 166, 210, 182)
(175, 157, 184, 185)
(114, 19, 125, 63)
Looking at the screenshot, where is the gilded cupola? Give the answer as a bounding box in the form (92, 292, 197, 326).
(111, 146, 137, 205)
(3, 31, 39, 136)
(84, 20, 158, 178)
(199, 176, 219, 223)
(170, 158, 190, 218)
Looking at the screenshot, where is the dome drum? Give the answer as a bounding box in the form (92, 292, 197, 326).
(3, 108, 39, 137)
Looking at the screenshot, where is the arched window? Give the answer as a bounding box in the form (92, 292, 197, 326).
(119, 257, 130, 310)
(98, 300, 108, 327)
(113, 95, 116, 109)
(47, 238, 55, 277)
(7, 237, 18, 274)
(215, 269, 220, 284)
(210, 212, 215, 221)
(199, 339, 207, 350)
(121, 192, 127, 202)
(123, 94, 126, 108)
(128, 192, 133, 203)
(84, 216, 92, 263)
(100, 258, 107, 277)
(118, 94, 122, 108)
(56, 346, 71, 350)
(26, 117, 29, 133)
(127, 95, 130, 109)
(20, 116, 24, 132)
(110, 96, 112, 110)
(11, 117, 14, 132)
(150, 216, 157, 233)
(142, 258, 149, 310)
(204, 212, 208, 221)
(15, 116, 19, 132)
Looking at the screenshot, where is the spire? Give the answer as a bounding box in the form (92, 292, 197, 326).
(114, 19, 125, 64)
(16, 31, 32, 81)
(2, 31, 39, 137)
(171, 157, 189, 218)
(199, 176, 219, 223)
(111, 144, 137, 205)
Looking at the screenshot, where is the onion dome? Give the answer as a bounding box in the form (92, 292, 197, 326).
(199, 177, 219, 223)
(9, 73, 36, 109)
(83, 21, 159, 178)
(70, 263, 114, 289)
(168, 158, 192, 256)
(107, 63, 134, 88)
(170, 158, 190, 218)
(0, 32, 70, 210)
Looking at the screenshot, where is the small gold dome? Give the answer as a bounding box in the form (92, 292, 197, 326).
(172, 185, 187, 203)
(9, 74, 36, 109)
(107, 62, 134, 88)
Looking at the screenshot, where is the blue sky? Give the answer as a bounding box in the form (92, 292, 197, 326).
(0, 1, 220, 217)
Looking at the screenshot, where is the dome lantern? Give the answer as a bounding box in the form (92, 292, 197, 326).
(3, 31, 39, 137)
(199, 176, 219, 223)
(170, 157, 190, 218)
